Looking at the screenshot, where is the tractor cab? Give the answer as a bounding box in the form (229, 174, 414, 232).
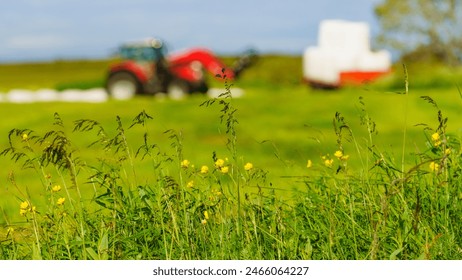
(119, 38, 167, 62)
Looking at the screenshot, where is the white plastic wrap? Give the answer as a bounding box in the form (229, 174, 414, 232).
(318, 20, 370, 55)
(303, 48, 339, 84)
(357, 50, 391, 72)
(303, 19, 391, 86)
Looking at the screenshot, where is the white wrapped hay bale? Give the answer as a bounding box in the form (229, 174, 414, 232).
(36, 89, 59, 102)
(357, 50, 391, 72)
(6, 89, 36, 103)
(59, 88, 108, 103)
(303, 48, 339, 85)
(318, 20, 370, 55)
(303, 19, 391, 87)
(59, 89, 84, 102)
(81, 88, 108, 103)
(1, 88, 108, 103)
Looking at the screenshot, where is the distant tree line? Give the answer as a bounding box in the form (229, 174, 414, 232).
(375, 0, 462, 65)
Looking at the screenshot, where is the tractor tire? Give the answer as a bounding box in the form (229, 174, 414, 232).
(194, 81, 209, 94)
(106, 72, 140, 100)
(167, 79, 190, 100)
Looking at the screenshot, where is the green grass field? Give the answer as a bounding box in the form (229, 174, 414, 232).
(0, 56, 461, 259)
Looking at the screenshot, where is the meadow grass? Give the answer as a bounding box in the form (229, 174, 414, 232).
(0, 82, 461, 259)
(0, 57, 462, 259)
(0, 59, 110, 92)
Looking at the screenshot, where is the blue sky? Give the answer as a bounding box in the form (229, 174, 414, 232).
(0, 0, 382, 62)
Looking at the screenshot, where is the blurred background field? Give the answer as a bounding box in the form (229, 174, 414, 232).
(1, 55, 461, 223)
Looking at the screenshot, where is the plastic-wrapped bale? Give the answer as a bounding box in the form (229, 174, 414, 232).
(303, 47, 340, 86)
(318, 20, 370, 54)
(303, 19, 391, 88)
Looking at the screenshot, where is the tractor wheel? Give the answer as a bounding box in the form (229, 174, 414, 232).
(167, 79, 190, 100)
(194, 81, 209, 94)
(106, 72, 140, 100)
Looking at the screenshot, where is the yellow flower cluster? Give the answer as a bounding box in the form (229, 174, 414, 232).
(201, 210, 209, 225)
(181, 159, 191, 168)
(244, 162, 253, 171)
(431, 132, 442, 147)
(52, 185, 61, 192)
(318, 155, 334, 168)
(200, 165, 209, 174)
(324, 158, 334, 167)
(215, 158, 225, 168)
(307, 150, 350, 169)
(429, 161, 439, 172)
(57, 197, 66, 206)
(334, 150, 350, 161)
(215, 158, 229, 174)
(181, 158, 254, 175)
(19, 200, 36, 216)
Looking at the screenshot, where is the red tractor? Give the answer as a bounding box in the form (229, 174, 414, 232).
(106, 38, 256, 99)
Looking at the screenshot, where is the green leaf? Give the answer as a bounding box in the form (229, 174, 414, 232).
(98, 232, 109, 260)
(86, 248, 99, 260)
(389, 247, 404, 260)
(32, 243, 42, 260)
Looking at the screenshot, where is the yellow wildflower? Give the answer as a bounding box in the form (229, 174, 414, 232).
(215, 159, 225, 168)
(429, 161, 439, 172)
(334, 150, 343, 158)
(340, 155, 350, 161)
(324, 159, 334, 167)
(180, 159, 190, 168)
(19, 200, 30, 216)
(244, 162, 253, 171)
(200, 165, 209, 174)
(431, 132, 442, 147)
(220, 166, 229, 174)
(187, 181, 194, 188)
(201, 219, 207, 225)
(445, 148, 451, 155)
(204, 210, 209, 220)
(52, 185, 61, 192)
(20, 201, 29, 210)
(22, 133, 28, 141)
(306, 160, 312, 168)
(57, 197, 66, 206)
(7, 227, 14, 235)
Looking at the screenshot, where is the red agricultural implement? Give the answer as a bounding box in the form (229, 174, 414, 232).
(106, 38, 256, 99)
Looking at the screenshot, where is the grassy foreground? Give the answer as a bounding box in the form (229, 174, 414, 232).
(0, 57, 462, 259)
(0, 85, 461, 259)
